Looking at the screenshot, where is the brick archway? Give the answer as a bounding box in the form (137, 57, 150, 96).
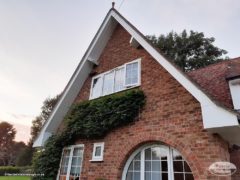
(117, 139, 200, 180)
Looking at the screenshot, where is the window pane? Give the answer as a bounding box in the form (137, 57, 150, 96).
(95, 146, 102, 156)
(126, 172, 133, 180)
(103, 71, 114, 95)
(59, 149, 70, 175)
(173, 149, 183, 160)
(152, 172, 161, 180)
(114, 67, 125, 92)
(134, 161, 140, 171)
(152, 161, 161, 171)
(152, 147, 161, 160)
(125, 62, 138, 86)
(145, 148, 151, 160)
(91, 77, 102, 98)
(173, 161, 184, 172)
(162, 173, 168, 180)
(145, 172, 151, 180)
(184, 161, 192, 172)
(174, 173, 184, 180)
(145, 161, 151, 171)
(162, 161, 168, 172)
(185, 173, 194, 180)
(133, 172, 140, 180)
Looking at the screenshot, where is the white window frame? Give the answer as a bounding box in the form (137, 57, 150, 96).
(124, 59, 141, 88)
(122, 144, 193, 180)
(89, 58, 141, 100)
(57, 144, 84, 180)
(91, 142, 104, 161)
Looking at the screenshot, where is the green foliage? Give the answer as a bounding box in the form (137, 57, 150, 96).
(33, 89, 145, 179)
(0, 122, 17, 166)
(0, 166, 32, 176)
(16, 146, 34, 166)
(30, 95, 61, 144)
(146, 30, 228, 71)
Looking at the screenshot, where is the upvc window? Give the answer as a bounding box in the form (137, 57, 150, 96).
(58, 145, 84, 180)
(122, 144, 193, 180)
(91, 142, 104, 161)
(90, 59, 141, 99)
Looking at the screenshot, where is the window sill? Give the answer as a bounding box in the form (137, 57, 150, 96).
(90, 159, 103, 162)
(89, 84, 140, 100)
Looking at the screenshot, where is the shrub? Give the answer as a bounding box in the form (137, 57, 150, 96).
(0, 166, 32, 176)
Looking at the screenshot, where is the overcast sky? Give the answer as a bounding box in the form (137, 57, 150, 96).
(0, 0, 240, 143)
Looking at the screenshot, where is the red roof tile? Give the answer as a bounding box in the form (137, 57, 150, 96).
(188, 57, 240, 109)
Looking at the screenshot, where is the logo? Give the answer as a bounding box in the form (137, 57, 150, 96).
(209, 161, 237, 176)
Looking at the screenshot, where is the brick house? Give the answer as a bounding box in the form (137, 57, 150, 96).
(33, 8, 240, 180)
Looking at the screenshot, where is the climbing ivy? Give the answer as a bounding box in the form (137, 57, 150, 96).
(33, 89, 145, 179)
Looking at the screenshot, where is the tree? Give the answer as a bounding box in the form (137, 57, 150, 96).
(0, 122, 16, 166)
(30, 94, 61, 144)
(146, 30, 228, 71)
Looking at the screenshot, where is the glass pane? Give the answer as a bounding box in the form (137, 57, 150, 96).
(152, 172, 161, 180)
(160, 148, 168, 160)
(185, 173, 194, 180)
(60, 149, 71, 175)
(145, 172, 151, 180)
(173, 161, 184, 172)
(95, 146, 102, 156)
(71, 157, 77, 166)
(114, 67, 124, 92)
(125, 62, 138, 86)
(91, 77, 102, 98)
(152, 147, 161, 160)
(133, 172, 140, 180)
(145, 148, 151, 160)
(134, 161, 140, 171)
(173, 150, 183, 160)
(184, 161, 192, 172)
(126, 172, 133, 180)
(174, 173, 184, 180)
(162, 173, 168, 180)
(145, 161, 151, 171)
(128, 161, 133, 171)
(162, 161, 168, 172)
(152, 161, 161, 171)
(73, 148, 81, 156)
(103, 71, 114, 95)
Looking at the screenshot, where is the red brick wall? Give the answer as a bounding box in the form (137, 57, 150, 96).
(230, 148, 240, 179)
(70, 24, 231, 180)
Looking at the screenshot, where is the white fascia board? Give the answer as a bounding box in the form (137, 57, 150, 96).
(111, 11, 239, 129)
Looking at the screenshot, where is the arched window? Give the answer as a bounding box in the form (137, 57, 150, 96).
(122, 144, 193, 180)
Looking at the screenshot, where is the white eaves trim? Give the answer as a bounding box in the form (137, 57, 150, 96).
(33, 9, 239, 147)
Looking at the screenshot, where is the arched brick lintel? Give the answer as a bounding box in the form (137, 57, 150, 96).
(117, 136, 202, 180)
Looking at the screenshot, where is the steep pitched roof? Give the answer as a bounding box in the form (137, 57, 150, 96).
(33, 8, 239, 147)
(188, 57, 240, 110)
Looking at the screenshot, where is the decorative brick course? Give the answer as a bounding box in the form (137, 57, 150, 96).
(70, 24, 231, 180)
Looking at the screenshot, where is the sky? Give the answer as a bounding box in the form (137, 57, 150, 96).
(0, 0, 240, 143)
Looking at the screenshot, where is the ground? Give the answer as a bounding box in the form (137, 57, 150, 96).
(0, 176, 31, 180)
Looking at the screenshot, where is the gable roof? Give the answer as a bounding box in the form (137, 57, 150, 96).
(33, 8, 240, 147)
(188, 57, 240, 110)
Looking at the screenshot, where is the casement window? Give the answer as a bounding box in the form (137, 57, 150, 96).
(90, 59, 141, 99)
(58, 145, 84, 180)
(122, 144, 193, 180)
(91, 142, 104, 161)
